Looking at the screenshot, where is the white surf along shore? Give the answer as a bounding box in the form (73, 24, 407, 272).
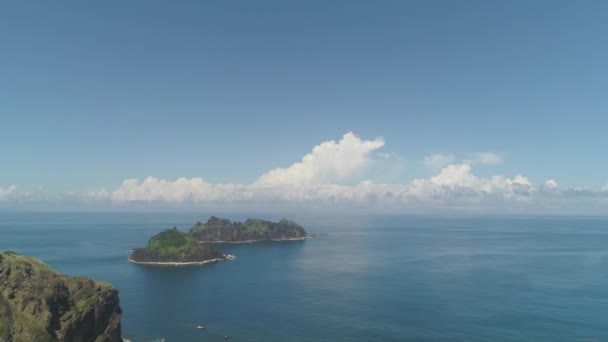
(128, 254, 236, 266)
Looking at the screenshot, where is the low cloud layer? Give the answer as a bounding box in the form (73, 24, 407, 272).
(0, 185, 17, 201)
(3, 132, 608, 212)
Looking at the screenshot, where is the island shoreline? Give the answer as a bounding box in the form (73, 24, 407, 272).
(128, 254, 236, 266)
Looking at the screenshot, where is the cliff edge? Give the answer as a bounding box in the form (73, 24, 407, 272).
(0, 251, 122, 342)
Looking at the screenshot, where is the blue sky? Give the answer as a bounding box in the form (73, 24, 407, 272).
(1, 1, 608, 212)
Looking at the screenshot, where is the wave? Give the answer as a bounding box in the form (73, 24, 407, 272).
(128, 254, 236, 266)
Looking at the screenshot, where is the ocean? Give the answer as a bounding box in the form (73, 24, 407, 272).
(2, 212, 608, 341)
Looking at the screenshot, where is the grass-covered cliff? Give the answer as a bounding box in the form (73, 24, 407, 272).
(129, 227, 226, 263)
(189, 216, 307, 242)
(0, 251, 122, 342)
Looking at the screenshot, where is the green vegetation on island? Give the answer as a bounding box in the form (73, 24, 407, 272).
(129, 227, 227, 264)
(189, 216, 307, 242)
(0, 251, 122, 342)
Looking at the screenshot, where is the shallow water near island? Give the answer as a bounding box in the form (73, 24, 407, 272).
(2, 212, 608, 341)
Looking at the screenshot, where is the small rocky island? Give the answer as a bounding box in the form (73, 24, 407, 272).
(0, 251, 123, 342)
(129, 227, 234, 265)
(189, 216, 308, 242)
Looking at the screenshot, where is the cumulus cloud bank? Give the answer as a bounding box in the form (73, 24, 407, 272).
(255, 132, 384, 187)
(90, 177, 249, 203)
(4, 132, 608, 212)
(87, 162, 549, 210)
(92, 132, 388, 204)
(78, 132, 606, 211)
(408, 164, 533, 203)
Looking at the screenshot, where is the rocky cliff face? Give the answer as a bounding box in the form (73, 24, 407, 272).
(189, 216, 307, 242)
(0, 252, 122, 342)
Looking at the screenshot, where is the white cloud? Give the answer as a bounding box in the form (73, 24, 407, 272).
(407, 164, 533, 203)
(543, 179, 559, 189)
(89, 163, 536, 209)
(71, 134, 608, 212)
(4, 132, 608, 213)
(422, 154, 456, 170)
(97, 177, 248, 203)
(562, 187, 598, 198)
(94, 132, 384, 204)
(255, 132, 384, 187)
(0, 185, 17, 201)
(539, 179, 560, 196)
(465, 152, 503, 165)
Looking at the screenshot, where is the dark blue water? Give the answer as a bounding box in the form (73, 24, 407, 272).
(2, 213, 608, 341)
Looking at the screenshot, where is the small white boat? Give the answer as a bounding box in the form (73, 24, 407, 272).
(196, 325, 206, 330)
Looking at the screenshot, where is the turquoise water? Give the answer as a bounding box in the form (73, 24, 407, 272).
(2, 213, 608, 341)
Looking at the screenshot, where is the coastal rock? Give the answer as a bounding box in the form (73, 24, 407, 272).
(188, 217, 307, 242)
(0, 251, 122, 342)
(129, 227, 228, 264)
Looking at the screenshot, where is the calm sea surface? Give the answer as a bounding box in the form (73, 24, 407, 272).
(2, 212, 608, 341)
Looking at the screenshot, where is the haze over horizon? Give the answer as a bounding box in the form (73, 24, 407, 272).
(2, 1, 608, 213)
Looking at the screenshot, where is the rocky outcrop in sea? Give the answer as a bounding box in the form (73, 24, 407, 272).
(189, 216, 308, 242)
